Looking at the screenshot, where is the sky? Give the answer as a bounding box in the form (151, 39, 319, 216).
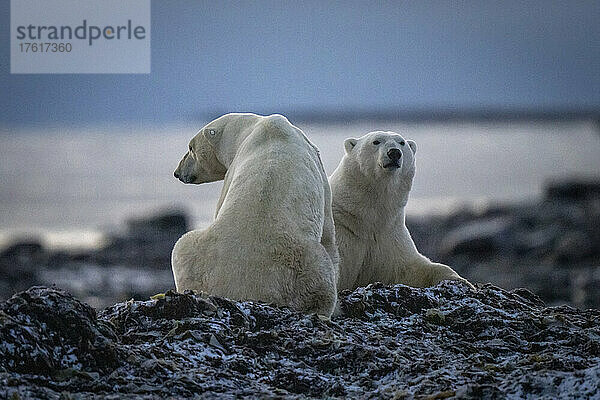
(1, 0, 599, 126)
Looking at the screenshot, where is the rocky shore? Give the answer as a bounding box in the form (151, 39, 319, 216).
(1, 283, 598, 399)
(408, 179, 600, 309)
(0, 211, 186, 308)
(1, 179, 598, 309)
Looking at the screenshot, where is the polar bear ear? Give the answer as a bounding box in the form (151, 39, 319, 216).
(344, 138, 358, 154)
(407, 140, 417, 154)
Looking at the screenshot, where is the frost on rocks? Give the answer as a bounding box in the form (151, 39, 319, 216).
(1, 282, 599, 399)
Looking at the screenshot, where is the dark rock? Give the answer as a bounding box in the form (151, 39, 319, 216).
(0, 240, 45, 262)
(512, 225, 559, 256)
(0, 239, 46, 296)
(0, 212, 189, 307)
(126, 210, 189, 239)
(545, 179, 600, 201)
(339, 281, 439, 319)
(0, 286, 120, 375)
(439, 218, 513, 260)
(404, 179, 600, 307)
(572, 267, 600, 309)
(1, 283, 599, 398)
(96, 210, 189, 270)
(553, 231, 595, 264)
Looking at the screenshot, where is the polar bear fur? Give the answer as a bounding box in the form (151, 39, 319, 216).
(172, 113, 339, 316)
(329, 131, 471, 291)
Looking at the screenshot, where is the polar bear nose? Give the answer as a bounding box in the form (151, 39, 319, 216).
(387, 148, 402, 161)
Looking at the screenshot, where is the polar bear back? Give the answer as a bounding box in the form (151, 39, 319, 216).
(215, 116, 326, 241)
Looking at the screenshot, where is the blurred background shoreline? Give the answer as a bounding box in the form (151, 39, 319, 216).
(2, 117, 599, 244)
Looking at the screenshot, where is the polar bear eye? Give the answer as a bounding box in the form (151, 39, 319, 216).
(372, 140, 380, 145)
(209, 129, 216, 136)
(400, 141, 405, 146)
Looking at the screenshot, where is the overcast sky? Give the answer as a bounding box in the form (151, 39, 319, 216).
(1, 0, 599, 126)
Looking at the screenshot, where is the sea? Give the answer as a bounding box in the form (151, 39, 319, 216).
(1, 119, 599, 250)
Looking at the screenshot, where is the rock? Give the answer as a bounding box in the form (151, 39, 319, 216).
(439, 217, 513, 259)
(0, 211, 191, 307)
(1, 283, 599, 398)
(553, 230, 595, 264)
(0, 286, 120, 375)
(0, 239, 46, 296)
(96, 210, 189, 269)
(512, 225, 559, 256)
(545, 179, 600, 201)
(126, 210, 189, 239)
(572, 267, 600, 309)
(0, 240, 45, 263)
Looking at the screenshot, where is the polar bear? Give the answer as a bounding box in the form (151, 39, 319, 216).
(172, 113, 339, 316)
(329, 131, 472, 291)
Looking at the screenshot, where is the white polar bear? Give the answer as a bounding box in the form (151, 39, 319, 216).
(329, 131, 472, 291)
(172, 113, 339, 316)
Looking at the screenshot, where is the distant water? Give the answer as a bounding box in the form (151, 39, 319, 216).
(1, 120, 599, 249)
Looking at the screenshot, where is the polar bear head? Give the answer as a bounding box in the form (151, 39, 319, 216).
(343, 131, 417, 181)
(174, 113, 261, 184)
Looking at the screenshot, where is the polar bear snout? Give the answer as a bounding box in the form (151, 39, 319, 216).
(174, 152, 199, 184)
(387, 148, 402, 161)
(383, 148, 403, 169)
(174, 169, 197, 184)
